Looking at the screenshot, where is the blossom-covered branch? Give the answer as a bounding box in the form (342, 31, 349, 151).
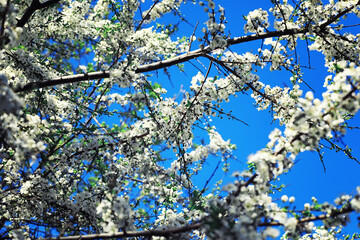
(13, 0, 359, 94)
(39, 202, 356, 240)
(40, 222, 202, 240)
(16, 0, 61, 28)
(1, 0, 360, 239)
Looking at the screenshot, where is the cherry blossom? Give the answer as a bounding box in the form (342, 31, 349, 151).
(0, 0, 360, 239)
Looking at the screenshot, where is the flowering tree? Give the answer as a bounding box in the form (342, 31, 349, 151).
(1, 0, 360, 239)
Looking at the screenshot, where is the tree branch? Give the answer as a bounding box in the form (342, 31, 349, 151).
(39, 222, 202, 240)
(14, 71, 110, 93)
(17, 0, 60, 28)
(0, 0, 10, 36)
(318, 0, 360, 31)
(259, 205, 354, 227)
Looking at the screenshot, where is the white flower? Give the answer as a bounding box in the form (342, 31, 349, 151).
(305, 91, 314, 101)
(208, 1, 215, 9)
(281, 195, 288, 202)
(264, 38, 274, 45)
(285, 217, 298, 232)
(20, 181, 32, 195)
(350, 197, 360, 212)
(305, 221, 315, 232)
(11, 229, 24, 240)
(264, 227, 280, 238)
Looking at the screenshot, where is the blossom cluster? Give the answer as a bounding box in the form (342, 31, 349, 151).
(0, 0, 360, 239)
(244, 9, 269, 34)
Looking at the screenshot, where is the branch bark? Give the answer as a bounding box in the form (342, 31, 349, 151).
(14, 71, 110, 93)
(17, 0, 60, 28)
(39, 222, 202, 240)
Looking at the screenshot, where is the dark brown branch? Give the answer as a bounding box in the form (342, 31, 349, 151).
(39, 222, 202, 240)
(136, 0, 160, 31)
(318, 0, 360, 31)
(17, 0, 60, 28)
(227, 27, 306, 46)
(136, 47, 209, 73)
(14, 71, 110, 93)
(259, 205, 354, 227)
(0, 0, 10, 36)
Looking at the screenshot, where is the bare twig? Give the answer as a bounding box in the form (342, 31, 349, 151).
(136, 0, 160, 31)
(188, 21, 199, 52)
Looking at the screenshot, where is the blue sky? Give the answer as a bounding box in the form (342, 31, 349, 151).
(141, 0, 360, 235)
